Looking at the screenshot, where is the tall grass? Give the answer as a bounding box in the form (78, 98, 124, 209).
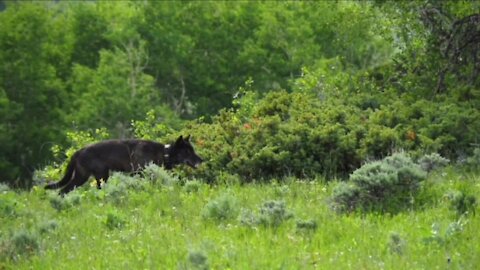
(0, 168, 479, 269)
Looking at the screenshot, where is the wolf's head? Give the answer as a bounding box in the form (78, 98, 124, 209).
(167, 135, 203, 169)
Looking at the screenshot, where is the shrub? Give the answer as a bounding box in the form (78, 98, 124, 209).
(185, 250, 209, 270)
(142, 163, 179, 186)
(0, 230, 40, 261)
(49, 194, 70, 212)
(388, 232, 406, 255)
(104, 182, 128, 205)
(257, 200, 293, 228)
(330, 182, 361, 213)
(0, 197, 17, 217)
(331, 152, 427, 213)
(296, 219, 318, 233)
(110, 173, 146, 191)
(202, 193, 239, 222)
(239, 208, 259, 227)
(105, 211, 126, 230)
(466, 148, 480, 170)
(184, 180, 202, 193)
(48, 191, 82, 212)
(0, 183, 10, 193)
(418, 153, 450, 172)
(38, 220, 59, 234)
(172, 88, 480, 184)
(445, 191, 477, 216)
(239, 200, 293, 228)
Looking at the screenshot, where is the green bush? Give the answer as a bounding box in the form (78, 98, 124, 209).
(418, 153, 450, 173)
(296, 219, 318, 233)
(104, 182, 128, 205)
(167, 85, 479, 184)
(388, 232, 406, 255)
(142, 163, 179, 186)
(48, 192, 82, 212)
(38, 220, 59, 234)
(0, 183, 10, 193)
(466, 148, 480, 170)
(331, 152, 427, 213)
(201, 193, 239, 222)
(0, 230, 40, 261)
(183, 180, 202, 193)
(257, 200, 293, 228)
(105, 211, 126, 230)
(37, 61, 480, 186)
(0, 196, 17, 217)
(445, 191, 477, 216)
(239, 200, 293, 228)
(185, 250, 209, 270)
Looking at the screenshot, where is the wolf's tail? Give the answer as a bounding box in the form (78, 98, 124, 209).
(45, 152, 78, 190)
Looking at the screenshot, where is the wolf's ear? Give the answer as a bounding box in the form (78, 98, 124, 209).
(175, 135, 183, 144)
(185, 135, 191, 141)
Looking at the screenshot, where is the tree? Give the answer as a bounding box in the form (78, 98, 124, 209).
(0, 3, 70, 185)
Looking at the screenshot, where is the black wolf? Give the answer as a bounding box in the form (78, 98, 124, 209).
(45, 135, 202, 194)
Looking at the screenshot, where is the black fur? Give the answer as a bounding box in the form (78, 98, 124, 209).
(45, 135, 202, 194)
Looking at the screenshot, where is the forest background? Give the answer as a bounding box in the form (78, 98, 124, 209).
(0, 1, 479, 187)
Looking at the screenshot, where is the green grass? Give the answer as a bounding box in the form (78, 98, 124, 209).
(1, 168, 479, 269)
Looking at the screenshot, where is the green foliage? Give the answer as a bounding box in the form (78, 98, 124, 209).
(105, 211, 126, 230)
(185, 250, 209, 270)
(0, 2, 70, 184)
(142, 163, 179, 187)
(2, 0, 478, 188)
(0, 183, 10, 193)
(69, 44, 179, 138)
(37, 220, 59, 235)
(295, 219, 318, 233)
(1, 171, 480, 268)
(466, 148, 480, 170)
(0, 196, 17, 217)
(202, 193, 239, 222)
(240, 200, 293, 229)
(445, 191, 477, 216)
(48, 193, 81, 212)
(331, 152, 427, 213)
(388, 232, 407, 256)
(418, 153, 450, 173)
(258, 200, 293, 228)
(184, 180, 202, 193)
(0, 230, 40, 261)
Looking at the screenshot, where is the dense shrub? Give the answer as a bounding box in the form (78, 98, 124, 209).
(183, 180, 202, 193)
(445, 191, 477, 216)
(37, 64, 480, 186)
(105, 211, 126, 230)
(0, 195, 17, 217)
(201, 193, 239, 222)
(331, 152, 427, 213)
(142, 163, 179, 186)
(49, 193, 81, 212)
(388, 232, 406, 255)
(295, 219, 318, 233)
(240, 200, 293, 228)
(185, 250, 209, 270)
(0, 183, 10, 193)
(163, 84, 478, 183)
(38, 220, 59, 234)
(418, 153, 450, 173)
(0, 230, 40, 261)
(466, 148, 480, 170)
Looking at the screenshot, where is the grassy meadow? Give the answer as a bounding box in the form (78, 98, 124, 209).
(1, 167, 479, 269)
